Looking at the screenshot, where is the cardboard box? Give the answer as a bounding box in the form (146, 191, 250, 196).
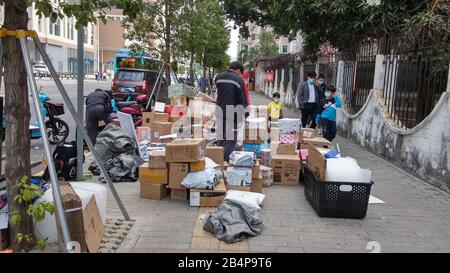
(150, 122, 173, 143)
(252, 162, 260, 179)
(142, 112, 169, 126)
(226, 185, 251, 192)
(165, 138, 207, 163)
(83, 196, 105, 253)
(139, 164, 168, 184)
(140, 183, 168, 200)
(170, 188, 188, 201)
(192, 124, 203, 138)
(251, 176, 263, 193)
(270, 154, 302, 186)
(306, 144, 327, 181)
(0, 229, 9, 250)
(190, 159, 206, 172)
(270, 127, 280, 141)
(194, 92, 216, 103)
(260, 165, 273, 179)
(301, 128, 316, 139)
(170, 96, 189, 106)
(244, 128, 265, 144)
(136, 127, 151, 142)
(277, 143, 297, 155)
(301, 137, 332, 148)
(190, 180, 227, 207)
(148, 150, 167, 169)
(206, 147, 224, 169)
(169, 163, 189, 190)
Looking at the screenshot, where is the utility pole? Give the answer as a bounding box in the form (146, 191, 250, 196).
(76, 15, 85, 181)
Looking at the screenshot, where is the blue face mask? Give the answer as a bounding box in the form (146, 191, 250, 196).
(308, 79, 316, 85)
(274, 98, 280, 103)
(325, 92, 331, 98)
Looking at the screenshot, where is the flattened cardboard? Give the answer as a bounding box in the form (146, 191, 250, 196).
(140, 183, 168, 200)
(83, 196, 105, 253)
(165, 138, 207, 162)
(277, 143, 297, 155)
(306, 144, 327, 181)
(169, 163, 189, 190)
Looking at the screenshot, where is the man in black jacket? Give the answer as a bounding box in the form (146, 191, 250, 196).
(215, 61, 248, 161)
(85, 89, 113, 146)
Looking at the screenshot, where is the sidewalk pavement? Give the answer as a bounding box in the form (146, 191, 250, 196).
(103, 91, 450, 253)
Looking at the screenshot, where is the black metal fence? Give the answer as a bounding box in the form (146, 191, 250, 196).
(383, 46, 449, 129)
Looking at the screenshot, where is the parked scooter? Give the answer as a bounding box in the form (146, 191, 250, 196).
(111, 92, 149, 127)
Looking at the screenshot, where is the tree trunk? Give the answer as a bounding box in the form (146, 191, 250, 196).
(189, 51, 195, 86)
(164, 0, 171, 85)
(3, 0, 33, 250)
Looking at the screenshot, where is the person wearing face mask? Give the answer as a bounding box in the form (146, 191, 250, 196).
(297, 71, 322, 128)
(319, 85, 342, 142)
(317, 74, 327, 95)
(267, 92, 283, 123)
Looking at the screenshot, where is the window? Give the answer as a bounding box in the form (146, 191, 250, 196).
(282, 45, 288, 53)
(38, 18, 43, 33)
(54, 19, 61, 36)
(251, 34, 256, 41)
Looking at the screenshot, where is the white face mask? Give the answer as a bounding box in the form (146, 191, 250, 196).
(274, 98, 280, 103)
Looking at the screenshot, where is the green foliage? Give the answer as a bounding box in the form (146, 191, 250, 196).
(241, 31, 278, 68)
(10, 176, 55, 252)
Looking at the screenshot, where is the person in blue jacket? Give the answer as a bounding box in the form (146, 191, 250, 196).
(319, 85, 342, 142)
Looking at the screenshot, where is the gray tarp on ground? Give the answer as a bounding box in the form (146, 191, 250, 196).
(95, 124, 142, 182)
(203, 199, 264, 243)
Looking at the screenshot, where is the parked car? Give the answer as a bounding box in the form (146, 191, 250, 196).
(111, 68, 169, 105)
(33, 63, 50, 77)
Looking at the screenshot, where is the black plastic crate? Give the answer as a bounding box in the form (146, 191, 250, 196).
(304, 167, 374, 219)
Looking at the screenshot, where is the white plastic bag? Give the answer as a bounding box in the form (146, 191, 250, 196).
(325, 157, 372, 183)
(226, 167, 253, 186)
(225, 190, 266, 209)
(229, 151, 257, 167)
(181, 168, 223, 190)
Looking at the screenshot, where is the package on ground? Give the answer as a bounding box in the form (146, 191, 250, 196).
(171, 188, 189, 201)
(192, 124, 203, 138)
(188, 100, 216, 122)
(270, 154, 302, 186)
(0, 228, 9, 250)
(170, 105, 189, 118)
(269, 127, 279, 141)
(140, 183, 168, 200)
(194, 91, 216, 103)
(206, 147, 224, 170)
(252, 161, 260, 179)
(224, 190, 265, 209)
(251, 175, 263, 193)
(148, 149, 167, 169)
(165, 138, 207, 163)
(168, 83, 197, 99)
(82, 196, 105, 253)
(260, 149, 271, 166)
(280, 133, 300, 144)
(260, 166, 274, 188)
(190, 179, 227, 207)
(149, 121, 173, 143)
(160, 133, 177, 144)
(301, 128, 316, 139)
(169, 116, 182, 123)
(139, 164, 168, 184)
(190, 159, 206, 172)
(243, 143, 263, 158)
(168, 163, 189, 190)
(279, 118, 301, 134)
(170, 96, 189, 106)
(300, 137, 332, 148)
(229, 151, 257, 167)
(246, 117, 268, 139)
(269, 141, 279, 155)
(244, 128, 265, 144)
(182, 166, 222, 190)
(226, 167, 252, 186)
(248, 105, 259, 119)
(136, 126, 151, 142)
(142, 112, 169, 126)
(277, 143, 297, 155)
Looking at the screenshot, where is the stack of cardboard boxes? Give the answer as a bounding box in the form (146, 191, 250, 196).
(139, 149, 169, 200)
(225, 152, 263, 194)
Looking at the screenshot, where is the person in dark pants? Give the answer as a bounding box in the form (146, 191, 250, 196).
(319, 85, 342, 142)
(215, 61, 248, 161)
(297, 71, 322, 128)
(85, 89, 113, 146)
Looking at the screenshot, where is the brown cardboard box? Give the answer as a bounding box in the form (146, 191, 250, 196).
(140, 183, 168, 200)
(301, 128, 316, 139)
(170, 96, 189, 106)
(190, 159, 206, 172)
(165, 138, 207, 162)
(0, 229, 9, 250)
(270, 154, 302, 186)
(171, 188, 189, 201)
(139, 164, 168, 184)
(83, 196, 105, 253)
(190, 180, 227, 207)
(306, 144, 327, 181)
(148, 150, 167, 169)
(149, 122, 173, 143)
(194, 92, 216, 103)
(301, 137, 332, 148)
(192, 124, 203, 138)
(251, 176, 263, 193)
(252, 162, 261, 179)
(277, 143, 297, 155)
(270, 127, 280, 141)
(244, 128, 264, 144)
(169, 163, 190, 189)
(142, 112, 169, 126)
(226, 185, 251, 192)
(206, 147, 224, 169)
